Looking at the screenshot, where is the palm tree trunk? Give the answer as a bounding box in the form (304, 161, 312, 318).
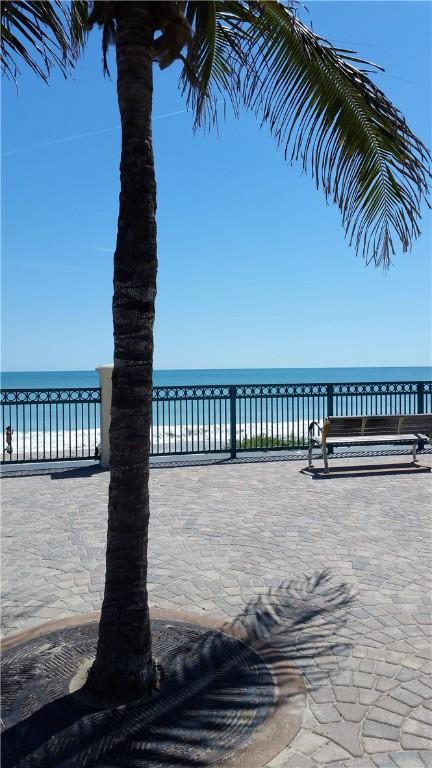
(86, 3, 158, 699)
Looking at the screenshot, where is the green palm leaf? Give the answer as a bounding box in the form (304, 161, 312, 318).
(1, 1, 88, 82)
(182, 0, 430, 266)
(181, 1, 246, 127)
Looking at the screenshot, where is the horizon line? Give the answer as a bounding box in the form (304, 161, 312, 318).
(2, 364, 431, 375)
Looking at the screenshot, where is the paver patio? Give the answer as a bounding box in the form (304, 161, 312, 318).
(1, 453, 431, 767)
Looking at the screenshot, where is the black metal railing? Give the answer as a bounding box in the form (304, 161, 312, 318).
(1, 380, 431, 464)
(1, 388, 101, 464)
(150, 380, 431, 458)
(151, 385, 231, 456)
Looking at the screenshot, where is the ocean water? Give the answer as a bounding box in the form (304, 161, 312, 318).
(1, 366, 431, 390)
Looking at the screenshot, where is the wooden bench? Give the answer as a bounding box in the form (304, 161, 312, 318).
(308, 414, 432, 472)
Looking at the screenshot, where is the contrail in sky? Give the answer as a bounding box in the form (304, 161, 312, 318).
(2, 108, 188, 157)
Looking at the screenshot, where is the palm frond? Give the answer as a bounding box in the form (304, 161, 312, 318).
(87, 1, 115, 76)
(182, 0, 430, 266)
(1, 1, 88, 83)
(165, 570, 354, 698)
(181, 1, 249, 130)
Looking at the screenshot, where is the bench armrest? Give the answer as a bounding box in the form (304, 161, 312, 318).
(308, 421, 322, 444)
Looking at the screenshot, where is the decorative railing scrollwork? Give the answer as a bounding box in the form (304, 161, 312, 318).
(234, 384, 328, 398)
(153, 386, 231, 400)
(1, 388, 101, 405)
(333, 381, 418, 396)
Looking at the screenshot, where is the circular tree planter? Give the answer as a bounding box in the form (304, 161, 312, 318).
(1, 609, 305, 768)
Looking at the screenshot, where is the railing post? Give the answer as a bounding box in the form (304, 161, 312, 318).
(417, 382, 425, 414)
(96, 364, 113, 469)
(326, 383, 334, 418)
(326, 383, 334, 454)
(229, 386, 237, 459)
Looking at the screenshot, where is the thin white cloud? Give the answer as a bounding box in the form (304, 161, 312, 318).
(3, 126, 119, 156)
(154, 108, 187, 121)
(2, 109, 188, 157)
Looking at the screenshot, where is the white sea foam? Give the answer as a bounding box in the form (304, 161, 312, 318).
(150, 420, 312, 451)
(2, 429, 101, 462)
(2, 420, 314, 461)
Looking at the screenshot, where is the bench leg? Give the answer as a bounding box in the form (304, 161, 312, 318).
(412, 441, 417, 463)
(308, 441, 313, 467)
(322, 442, 329, 473)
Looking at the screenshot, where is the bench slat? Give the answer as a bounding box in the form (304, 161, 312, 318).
(326, 434, 420, 445)
(400, 419, 432, 432)
(325, 415, 432, 438)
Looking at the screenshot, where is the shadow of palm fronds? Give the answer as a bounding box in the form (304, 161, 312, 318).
(1, 570, 354, 768)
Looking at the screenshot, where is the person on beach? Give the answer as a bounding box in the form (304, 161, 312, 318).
(5, 426, 13, 454)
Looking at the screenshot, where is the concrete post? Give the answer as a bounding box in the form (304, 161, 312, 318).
(96, 364, 113, 469)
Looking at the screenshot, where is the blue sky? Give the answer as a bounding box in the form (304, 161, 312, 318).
(2, 1, 431, 372)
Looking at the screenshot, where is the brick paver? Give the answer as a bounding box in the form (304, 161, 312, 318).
(1, 453, 431, 767)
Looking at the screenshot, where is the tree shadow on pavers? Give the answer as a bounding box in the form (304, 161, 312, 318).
(0, 464, 104, 480)
(1, 571, 353, 768)
(50, 465, 107, 480)
(302, 462, 431, 479)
